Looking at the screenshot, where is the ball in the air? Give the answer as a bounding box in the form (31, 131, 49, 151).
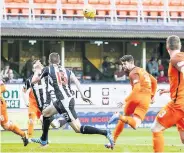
(83, 5, 96, 19)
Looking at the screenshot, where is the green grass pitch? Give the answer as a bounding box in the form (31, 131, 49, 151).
(1, 127, 184, 152)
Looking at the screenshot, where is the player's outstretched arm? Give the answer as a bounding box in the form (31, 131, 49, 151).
(70, 72, 92, 104)
(157, 88, 170, 96)
(0, 80, 6, 93)
(22, 87, 31, 107)
(149, 74, 157, 97)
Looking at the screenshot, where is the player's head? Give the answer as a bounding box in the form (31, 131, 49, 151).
(166, 35, 181, 53)
(119, 55, 134, 71)
(32, 60, 43, 72)
(49, 52, 60, 65)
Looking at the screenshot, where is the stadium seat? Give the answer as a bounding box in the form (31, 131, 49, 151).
(118, 10, 127, 17)
(5, 0, 30, 16)
(119, 0, 129, 5)
(99, 0, 110, 4)
(68, 0, 78, 4)
(88, 0, 99, 4)
(115, 0, 120, 5)
(130, 0, 137, 5)
(97, 10, 106, 16)
(61, 0, 67, 3)
(169, 0, 181, 6)
(78, 0, 84, 3)
(45, 0, 56, 2)
(150, 0, 161, 5)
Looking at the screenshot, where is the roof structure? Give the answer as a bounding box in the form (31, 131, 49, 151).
(1, 21, 184, 38)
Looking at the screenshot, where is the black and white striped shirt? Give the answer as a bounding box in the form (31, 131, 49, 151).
(40, 64, 75, 101)
(25, 75, 52, 111)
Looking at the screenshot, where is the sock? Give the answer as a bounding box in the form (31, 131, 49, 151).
(119, 115, 136, 129)
(80, 125, 107, 136)
(152, 132, 164, 152)
(9, 124, 25, 137)
(113, 120, 124, 143)
(41, 116, 51, 141)
(27, 113, 35, 138)
(59, 119, 67, 128)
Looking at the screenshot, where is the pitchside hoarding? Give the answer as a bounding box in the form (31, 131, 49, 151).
(2, 84, 171, 108)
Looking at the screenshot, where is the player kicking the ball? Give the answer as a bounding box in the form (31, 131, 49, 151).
(105, 55, 157, 150)
(31, 52, 114, 147)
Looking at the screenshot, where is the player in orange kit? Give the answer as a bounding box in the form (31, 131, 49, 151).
(105, 55, 157, 149)
(0, 79, 29, 146)
(22, 86, 42, 138)
(151, 35, 184, 153)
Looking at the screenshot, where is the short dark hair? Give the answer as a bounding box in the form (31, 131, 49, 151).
(166, 35, 181, 51)
(32, 60, 38, 65)
(120, 55, 134, 63)
(49, 52, 60, 64)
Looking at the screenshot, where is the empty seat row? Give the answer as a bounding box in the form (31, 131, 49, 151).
(3, 0, 184, 18)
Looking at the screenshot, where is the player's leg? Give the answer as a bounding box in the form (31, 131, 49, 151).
(0, 101, 28, 146)
(113, 101, 136, 142)
(176, 118, 184, 144)
(61, 98, 114, 148)
(151, 103, 184, 153)
(108, 99, 140, 128)
(50, 115, 67, 129)
(105, 101, 137, 149)
(27, 112, 36, 138)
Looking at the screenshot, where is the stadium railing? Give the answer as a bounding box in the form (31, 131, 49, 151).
(1, 0, 184, 24)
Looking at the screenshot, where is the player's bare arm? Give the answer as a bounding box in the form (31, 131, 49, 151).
(22, 87, 31, 107)
(70, 72, 92, 104)
(157, 89, 170, 96)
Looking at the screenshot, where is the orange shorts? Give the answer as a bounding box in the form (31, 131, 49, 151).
(176, 118, 184, 131)
(156, 101, 184, 129)
(28, 97, 41, 119)
(0, 101, 8, 125)
(124, 95, 150, 121)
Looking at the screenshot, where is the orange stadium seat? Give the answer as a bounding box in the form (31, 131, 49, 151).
(142, 0, 150, 5)
(61, 0, 67, 3)
(5, 0, 13, 2)
(119, 0, 129, 5)
(130, 0, 137, 5)
(99, 0, 110, 4)
(150, 0, 161, 5)
(34, 0, 45, 2)
(5, 0, 30, 16)
(68, 0, 78, 4)
(78, 0, 84, 3)
(115, 0, 120, 5)
(182, 0, 184, 5)
(169, 0, 181, 6)
(88, 0, 99, 4)
(44, 0, 57, 15)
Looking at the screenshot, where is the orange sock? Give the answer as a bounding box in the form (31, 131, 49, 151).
(27, 113, 35, 138)
(119, 115, 136, 129)
(113, 120, 124, 143)
(9, 124, 25, 137)
(152, 132, 164, 153)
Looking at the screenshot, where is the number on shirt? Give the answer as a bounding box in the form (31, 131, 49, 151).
(158, 110, 166, 118)
(56, 72, 68, 85)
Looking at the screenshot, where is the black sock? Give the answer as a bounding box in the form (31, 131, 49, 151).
(41, 117, 51, 141)
(80, 125, 107, 136)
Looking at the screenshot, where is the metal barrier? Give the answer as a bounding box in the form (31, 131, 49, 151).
(1, 0, 184, 24)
